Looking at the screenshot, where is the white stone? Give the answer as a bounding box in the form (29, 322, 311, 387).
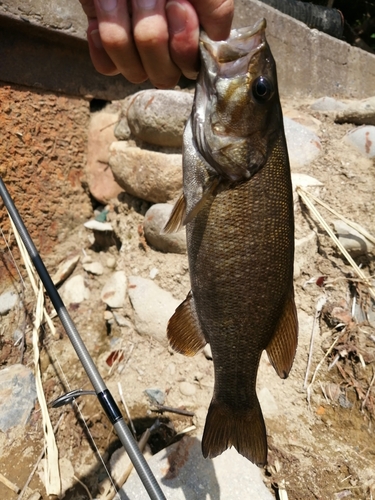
(310, 97, 348, 112)
(284, 117, 322, 168)
(345, 125, 375, 158)
(51, 253, 80, 285)
(179, 381, 196, 397)
(258, 387, 279, 418)
(128, 276, 180, 345)
(83, 261, 104, 275)
(84, 220, 114, 231)
(101, 271, 127, 308)
(333, 219, 373, 256)
(144, 203, 187, 254)
(61, 274, 90, 305)
(0, 290, 19, 315)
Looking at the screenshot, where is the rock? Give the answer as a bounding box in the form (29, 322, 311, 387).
(127, 90, 193, 147)
(110, 446, 132, 484)
(61, 274, 90, 305)
(144, 388, 165, 405)
(83, 261, 104, 275)
(128, 276, 180, 345)
(0, 290, 19, 315)
(291, 173, 323, 190)
(84, 220, 117, 250)
(109, 143, 182, 203)
(84, 220, 114, 231)
(345, 125, 375, 158)
(333, 220, 373, 256)
(149, 267, 159, 279)
(310, 97, 348, 112)
(101, 271, 127, 308)
(144, 204, 187, 254)
(0, 364, 37, 431)
(121, 435, 274, 499)
(51, 253, 80, 286)
(284, 117, 322, 168)
(106, 256, 117, 269)
(179, 381, 196, 397)
(258, 387, 278, 418)
(114, 117, 131, 141)
(86, 106, 124, 203)
(334, 96, 375, 126)
(203, 344, 212, 360)
(294, 232, 318, 277)
(112, 312, 132, 327)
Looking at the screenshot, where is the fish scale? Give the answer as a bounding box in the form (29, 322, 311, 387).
(165, 19, 298, 467)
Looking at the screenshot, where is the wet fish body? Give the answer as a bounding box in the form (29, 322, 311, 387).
(165, 19, 298, 467)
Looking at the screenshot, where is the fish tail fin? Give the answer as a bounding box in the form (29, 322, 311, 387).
(202, 398, 267, 467)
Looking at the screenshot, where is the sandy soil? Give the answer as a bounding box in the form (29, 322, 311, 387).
(1, 98, 374, 500)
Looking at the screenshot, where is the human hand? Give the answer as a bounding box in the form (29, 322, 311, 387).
(79, 0, 234, 88)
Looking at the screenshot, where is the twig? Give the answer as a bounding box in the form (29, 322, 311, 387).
(304, 296, 326, 389)
(73, 475, 93, 500)
(151, 405, 195, 417)
(118, 382, 137, 436)
(18, 413, 64, 500)
(0, 472, 20, 494)
(362, 370, 375, 412)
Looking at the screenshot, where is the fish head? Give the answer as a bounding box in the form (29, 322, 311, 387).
(193, 19, 284, 182)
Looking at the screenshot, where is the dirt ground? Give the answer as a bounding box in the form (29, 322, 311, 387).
(0, 97, 375, 500)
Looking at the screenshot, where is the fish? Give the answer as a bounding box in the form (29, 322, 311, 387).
(164, 18, 298, 467)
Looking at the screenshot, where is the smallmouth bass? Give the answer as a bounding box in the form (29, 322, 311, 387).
(165, 19, 298, 467)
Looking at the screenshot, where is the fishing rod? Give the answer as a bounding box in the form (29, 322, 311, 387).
(0, 176, 167, 500)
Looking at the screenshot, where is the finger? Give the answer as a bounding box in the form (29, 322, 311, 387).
(166, 0, 199, 80)
(189, 0, 234, 41)
(132, 0, 181, 89)
(87, 19, 120, 76)
(79, 0, 97, 18)
(94, 0, 148, 83)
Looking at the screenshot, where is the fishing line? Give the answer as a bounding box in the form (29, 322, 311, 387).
(0, 176, 167, 500)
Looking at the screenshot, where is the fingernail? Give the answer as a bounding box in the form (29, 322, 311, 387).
(98, 0, 117, 12)
(136, 0, 157, 11)
(166, 1, 187, 34)
(90, 29, 103, 49)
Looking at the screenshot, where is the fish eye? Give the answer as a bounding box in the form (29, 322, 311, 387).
(252, 76, 273, 102)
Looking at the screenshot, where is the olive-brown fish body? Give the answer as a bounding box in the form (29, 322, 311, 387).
(165, 19, 298, 467)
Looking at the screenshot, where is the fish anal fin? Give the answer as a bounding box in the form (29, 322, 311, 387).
(183, 177, 220, 225)
(167, 291, 207, 356)
(266, 291, 298, 379)
(162, 192, 186, 234)
(202, 398, 267, 467)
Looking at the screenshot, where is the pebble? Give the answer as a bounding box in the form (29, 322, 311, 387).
(0, 290, 19, 315)
(109, 143, 182, 203)
(179, 381, 196, 397)
(310, 96, 348, 112)
(51, 253, 80, 286)
(144, 203, 187, 254)
(284, 117, 322, 168)
(127, 276, 180, 345)
(121, 435, 274, 499)
(334, 96, 375, 126)
(333, 219, 373, 256)
(149, 267, 159, 279)
(345, 125, 375, 158)
(127, 89, 193, 147)
(84, 220, 114, 231)
(144, 388, 165, 405)
(109, 446, 132, 484)
(203, 344, 212, 360)
(0, 364, 37, 431)
(112, 312, 132, 327)
(106, 256, 117, 268)
(61, 274, 90, 305)
(101, 271, 127, 308)
(83, 261, 104, 275)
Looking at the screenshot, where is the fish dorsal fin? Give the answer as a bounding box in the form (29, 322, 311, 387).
(167, 291, 207, 356)
(266, 290, 298, 379)
(162, 192, 187, 234)
(183, 177, 220, 225)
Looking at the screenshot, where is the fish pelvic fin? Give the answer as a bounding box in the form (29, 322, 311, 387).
(162, 192, 186, 234)
(167, 291, 207, 356)
(183, 177, 220, 225)
(202, 398, 267, 467)
(266, 290, 298, 379)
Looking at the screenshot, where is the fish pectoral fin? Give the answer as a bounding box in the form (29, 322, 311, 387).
(202, 398, 267, 467)
(167, 291, 207, 356)
(183, 177, 220, 225)
(266, 290, 298, 379)
(162, 192, 187, 234)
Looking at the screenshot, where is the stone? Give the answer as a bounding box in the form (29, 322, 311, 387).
(258, 387, 279, 418)
(101, 271, 127, 308)
(128, 276, 180, 345)
(144, 204, 187, 254)
(0, 364, 37, 431)
(0, 290, 19, 315)
(86, 107, 124, 203)
(334, 96, 375, 126)
(291, 173, 323, 190)
(310, 97, 348, 112)
(51, 253, 80, 286)
(179, 381, 196, 397)
(284, 117, 322, 168)
(84, 220, 114, 232)
(82, 261, 104, 275)
(203, 344, 212, 360)
(295, 232, 318, 276)
(121, 435, 274, 499)
(144, 388, 165, 405)
(112, 312, 132, 327)
(61, 274, 90, 305)
(345, 125, 375, 158)
(127, 90, 193, 147)
(106, 256, 117, 269)
(333, 220, 373, 256)
(109, 143, 182, 203)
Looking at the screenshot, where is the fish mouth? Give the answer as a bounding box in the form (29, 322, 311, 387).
(200, 19, 267, 78)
